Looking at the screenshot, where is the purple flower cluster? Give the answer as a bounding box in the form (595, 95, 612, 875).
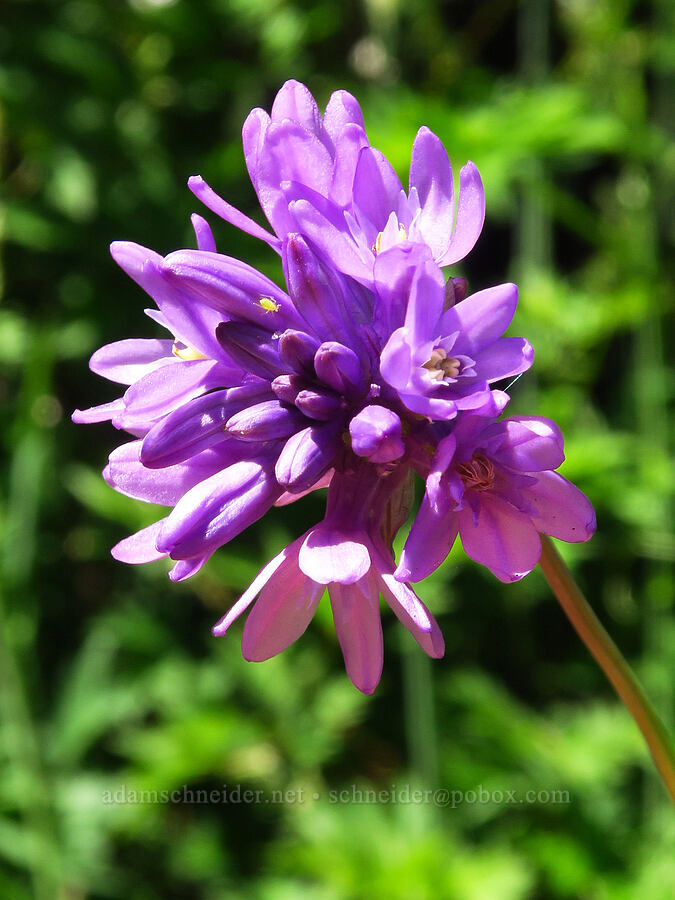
(75, 81, 595, 693)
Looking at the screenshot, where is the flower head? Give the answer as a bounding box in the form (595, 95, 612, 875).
(74, 80, 595, 692)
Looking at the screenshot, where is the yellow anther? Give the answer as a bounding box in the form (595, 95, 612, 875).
(258, 296, 280, 313)
(373, 223, 407, 255)
(172, 341, 207, 361)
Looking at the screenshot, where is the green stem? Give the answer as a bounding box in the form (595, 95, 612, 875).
(539, 535, 675, 804)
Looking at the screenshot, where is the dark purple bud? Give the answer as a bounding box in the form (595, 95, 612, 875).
(444, 276, 468, 309)
(226, 400, 305, 441)
(314, 342, 365, 395)
(275, 421, 342, 493)
(282, 234, 364, 348)
(278, 329, 320, 374)
(294, 387, 344, 421)
(141, 384, 271, 468)
(271, 374, 310, 404)
(349, 405, 405, 463)
(216, 321, 284, 379)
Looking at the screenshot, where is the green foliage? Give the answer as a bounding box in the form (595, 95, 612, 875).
(0, 0, 673, 898)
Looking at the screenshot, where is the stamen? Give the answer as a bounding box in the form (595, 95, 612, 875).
(373, 222, 407, 255)
(422, 347, 462, 381)
(172, 341, 207, 361)
(457, 454, 495, 492)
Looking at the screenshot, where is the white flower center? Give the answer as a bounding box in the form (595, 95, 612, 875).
(422, 347, 462, 381)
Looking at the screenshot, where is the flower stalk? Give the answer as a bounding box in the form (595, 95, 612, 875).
(539, 535, 675, 804)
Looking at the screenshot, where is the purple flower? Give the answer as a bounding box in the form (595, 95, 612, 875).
(376, 244, 533, 421)
(212, 466, 444, 694)
(397, 394, 596, 584)
(189, 80, 485, 286)
(74, 81, 596, 692)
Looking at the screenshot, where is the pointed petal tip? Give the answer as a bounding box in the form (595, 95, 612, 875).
(354, 679, 379, 696)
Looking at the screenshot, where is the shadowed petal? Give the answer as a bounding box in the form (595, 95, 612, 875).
(458, 494, 542, 582)
(370, 546, 444, 658)
(169, 553, 213, 582)
(242, 550, 322, 660)
(523, 470, 596, 542)
(396, 492, 459, 583)
(329, 580, 383, 694)
(212, 543, 294, 636)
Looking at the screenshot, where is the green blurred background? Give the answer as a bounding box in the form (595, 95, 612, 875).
(1, 0, 674, 897)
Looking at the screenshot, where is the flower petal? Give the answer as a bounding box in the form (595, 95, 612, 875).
(371, 546, 444, 658)
(437, 161, 485, 266)
(212, 543, 292, 636)
(190, 213, 216, 252)
(111, 520, 167, 564)
(299, 526, 371, 585)
(270, 79, 322, 134)
(486, 417, 565, 472)
(458, 494, 542, 582)
(522, 470, 596, 542)
(242, 550, 322, 660)
(409, 126, 455, 260)
(329, 580, 383, 694)
(105, 440, 236, 506)
(322, 90, 365, 143)
(442, 283, 518, 357)
(89, 339, 174, 385)
(472, 337, 534, 384)
(352, 146, 403, 232)
(121, 359, 226, 430)
(140, 385, 269, 468)
(396, 492, 459, 582)
(161, 249, 298, 330)
(72, 398, 125, 425)
(187, 175, 281, 249)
